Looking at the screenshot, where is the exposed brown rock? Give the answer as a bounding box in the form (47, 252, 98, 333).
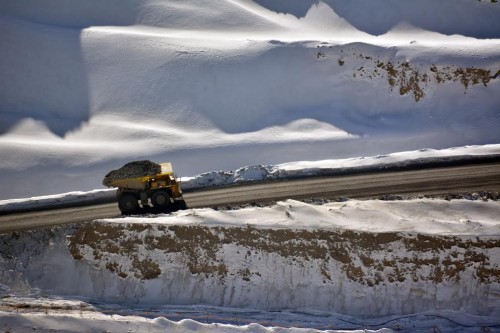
(68, 222, 500, 284)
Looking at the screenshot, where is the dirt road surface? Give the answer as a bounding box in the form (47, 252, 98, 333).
(1, 162, 499, 233)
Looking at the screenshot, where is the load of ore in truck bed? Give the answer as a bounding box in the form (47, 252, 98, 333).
(102, 160, 162, 187)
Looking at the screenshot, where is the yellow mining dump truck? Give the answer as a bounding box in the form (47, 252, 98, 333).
(103, 160, 187, 215)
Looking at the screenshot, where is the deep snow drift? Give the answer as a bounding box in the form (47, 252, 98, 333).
(1, 0, 500, 199)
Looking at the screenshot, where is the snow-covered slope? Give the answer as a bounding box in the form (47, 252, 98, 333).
(0, 0, 499, 199)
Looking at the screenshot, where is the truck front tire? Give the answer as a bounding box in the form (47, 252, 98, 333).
(151, 190, 171, 208)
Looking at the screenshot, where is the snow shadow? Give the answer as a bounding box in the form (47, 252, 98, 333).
(0, 0, 140, 136)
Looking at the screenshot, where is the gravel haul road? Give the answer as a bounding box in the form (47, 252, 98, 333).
(1, 162, 499, 233)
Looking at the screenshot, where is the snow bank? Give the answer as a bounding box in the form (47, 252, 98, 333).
(2, 300, 497, 333)
(180, 144, 500, 190)
(0, 306, 394, 333)
(0, 189, 116, 214)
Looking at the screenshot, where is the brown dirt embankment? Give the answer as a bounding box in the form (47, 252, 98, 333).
(68, 222, 499, 285)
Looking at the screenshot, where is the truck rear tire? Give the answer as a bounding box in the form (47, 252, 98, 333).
(151, 190, 171, 208)
(118, 193, 139, 214)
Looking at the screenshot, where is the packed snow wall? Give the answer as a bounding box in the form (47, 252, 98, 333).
(1, 213, 498, 318)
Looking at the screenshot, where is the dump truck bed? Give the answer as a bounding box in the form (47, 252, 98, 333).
(106, 163, 174, 190)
